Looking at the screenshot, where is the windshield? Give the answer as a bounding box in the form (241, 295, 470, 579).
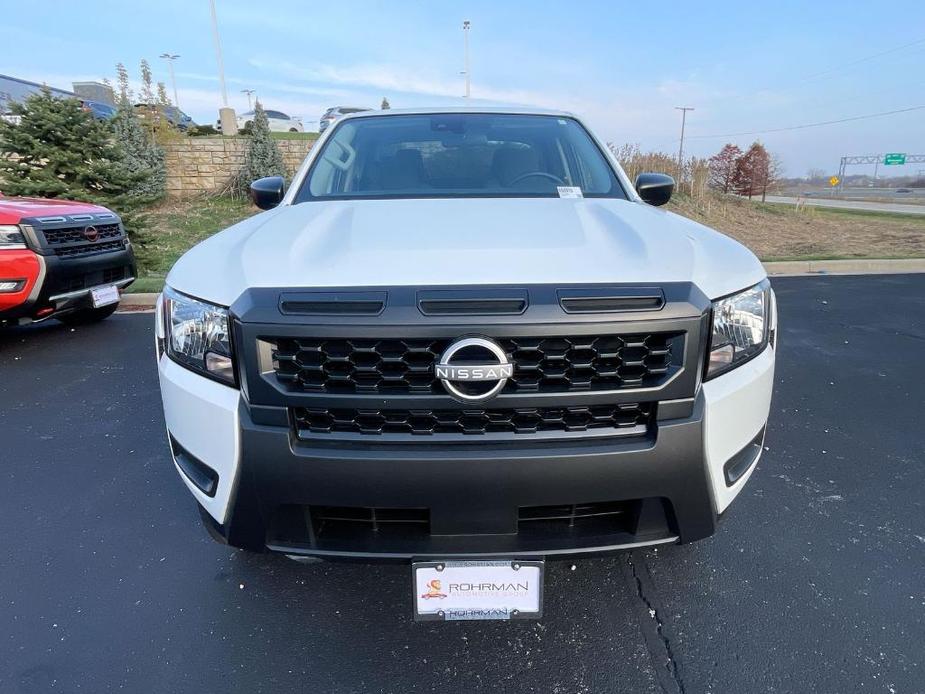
(296, 113, 625, 201)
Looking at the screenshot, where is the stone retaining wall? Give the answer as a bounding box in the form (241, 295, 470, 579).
(164, 137, 314, 198)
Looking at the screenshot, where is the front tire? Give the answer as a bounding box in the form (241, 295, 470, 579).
(55, 303, 119, 325)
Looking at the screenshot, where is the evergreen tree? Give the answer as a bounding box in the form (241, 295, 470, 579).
(381, 97, 391, 110)
(109, 61, 167, 203)
(0, 86, 166, 253)
(233, 101, 286, 195)
(0, 88, 134, 201)
(110, 100, 166, 202)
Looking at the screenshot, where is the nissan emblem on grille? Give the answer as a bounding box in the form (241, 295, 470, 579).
(83, 225, 99, 242)
(435, 337, 513, 403)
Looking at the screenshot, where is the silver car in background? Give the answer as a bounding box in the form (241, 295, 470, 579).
(318, 106, 370, 133)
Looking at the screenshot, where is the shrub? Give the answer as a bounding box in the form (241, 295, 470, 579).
(189, 124, 219, 137)
(0, 88, 132, 200)
(0, 86, 166, 248)
(231, 102, 286, 196)
(111, 101, 166, 203)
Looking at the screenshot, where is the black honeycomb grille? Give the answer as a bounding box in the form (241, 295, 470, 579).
(42, 223, 122, 245)
(269, 333, 682, 395)
(53, 239, 125, 257)
(292, 402, 653, 438)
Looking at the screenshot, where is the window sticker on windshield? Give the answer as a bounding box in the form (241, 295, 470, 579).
(557, 186, 583, 199)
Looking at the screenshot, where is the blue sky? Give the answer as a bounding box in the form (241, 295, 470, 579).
(3, 0, 924, 176)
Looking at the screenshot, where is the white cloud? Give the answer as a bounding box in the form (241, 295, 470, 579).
(247, 57, 567, 108)
(249, 58, 463, 98)
(177, 71, 351, 99)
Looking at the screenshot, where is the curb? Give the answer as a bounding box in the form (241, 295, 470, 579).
(763, 258, 925, 276)
(116, 259, 925, 312)
(118, 293, 159, 311)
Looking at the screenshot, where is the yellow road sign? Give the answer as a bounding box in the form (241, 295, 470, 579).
(829, 176, 839, 187)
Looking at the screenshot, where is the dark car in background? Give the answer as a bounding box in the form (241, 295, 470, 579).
(80, 99, 117, 120)
(134, 103, 195, 130)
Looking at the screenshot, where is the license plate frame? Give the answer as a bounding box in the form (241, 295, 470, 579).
(90, 284, 120, 308)
(412, 560, 544, 622)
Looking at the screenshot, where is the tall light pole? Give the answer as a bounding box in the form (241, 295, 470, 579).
(209, 0, 237, 134)
(675, 106, 694, 182)
(462, 20, 471, 98)
(241, 89, 256, 110)
(159, 53, 181, 110)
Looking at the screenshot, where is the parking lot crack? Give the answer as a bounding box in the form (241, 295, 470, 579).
(622, 551, 686, 694)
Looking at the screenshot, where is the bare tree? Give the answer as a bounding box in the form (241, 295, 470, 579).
(806, 168, 826, 182)
(760, 154, 784, 202)
(157, 82, 171, 109)
(115, 63, 132, 105)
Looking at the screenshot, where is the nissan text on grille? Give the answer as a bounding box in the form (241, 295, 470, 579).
(155, 107, 776, 621)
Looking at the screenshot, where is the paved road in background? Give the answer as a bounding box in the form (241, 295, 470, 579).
(765, 194, 925, 215)
(1, 275, 923, 693)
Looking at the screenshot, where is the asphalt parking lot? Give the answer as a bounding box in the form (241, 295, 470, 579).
(1, 274, 922, 693)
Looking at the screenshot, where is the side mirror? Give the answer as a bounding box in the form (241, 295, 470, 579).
(249, 176, 285, 210)
(635, 173, 674, 207)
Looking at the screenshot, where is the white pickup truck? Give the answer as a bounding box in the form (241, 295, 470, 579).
(155, 106, 776, 621)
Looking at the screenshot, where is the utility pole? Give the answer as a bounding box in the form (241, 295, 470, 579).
(241, 89, 256, 110)
(675, 107, 694, 182)
(159, 54, 181, 110)
(209, 0, 237, 134)
(462, 20, 471, 98)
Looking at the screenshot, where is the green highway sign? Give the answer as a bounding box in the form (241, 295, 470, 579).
(883, 153, 906, 165)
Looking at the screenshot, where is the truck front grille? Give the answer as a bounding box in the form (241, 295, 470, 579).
(270, 333, 682, 395)
(64, 267, 127, 292)
(267, 499, 675, 554)
(42, 223, 122, 245)
(292, 402, 653, 439)
(54, 239, 125, 258)
(518, 501, 637, 537)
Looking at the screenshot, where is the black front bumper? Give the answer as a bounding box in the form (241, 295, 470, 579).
(191, 281, 720, 560)
(203, 394, 716, 560)
(1, 246, 135, 322)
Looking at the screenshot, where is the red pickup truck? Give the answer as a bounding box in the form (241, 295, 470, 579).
(0, 197, 135, 326)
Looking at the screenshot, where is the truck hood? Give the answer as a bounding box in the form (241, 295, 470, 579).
(167, 197, 766, 306)
(0, 197, 114, 223)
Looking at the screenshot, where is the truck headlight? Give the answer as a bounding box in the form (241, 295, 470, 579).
(163, 286, 237, 386)
(0, 225, 27, 249)
(705, 280, 770, 380)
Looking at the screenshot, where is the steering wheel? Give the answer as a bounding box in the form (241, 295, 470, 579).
(508, 171, 565, 186)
